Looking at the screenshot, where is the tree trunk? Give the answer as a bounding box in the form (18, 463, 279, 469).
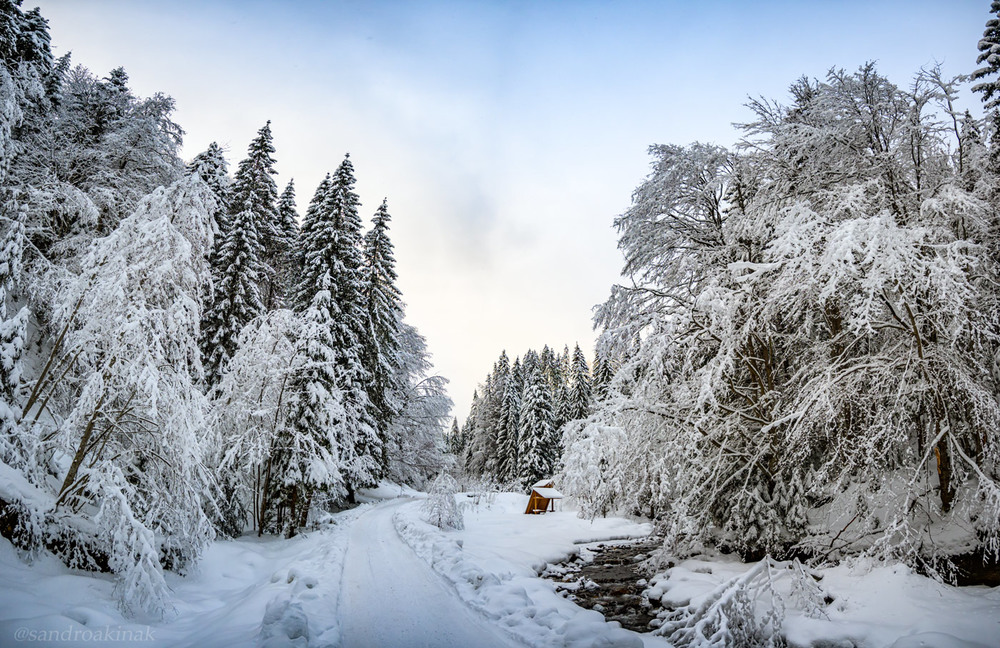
(935, 420, 955, 513)
(56, 392, 105, 507)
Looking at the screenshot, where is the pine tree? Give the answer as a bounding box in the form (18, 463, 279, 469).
(448, 417, 461, 454)
(294, 156, 382, 497)
(361, 198, 405, 466)
(462, 389, 480, 471)
(187, 142, 231, 237)
(274, 178, 300, 304)
(540, 344, 558, 390)
(200, 201, 266, 388)
(229, 121, 281, 309)
(959, 110, 984, 192)
(973, 1, 1000, 108)
(591, 342, 614, 402)
(273, 272, 345, 536)
(518, 362, 555, 488)
(567, 343, 593, 421)
(495, 357, 521, 483)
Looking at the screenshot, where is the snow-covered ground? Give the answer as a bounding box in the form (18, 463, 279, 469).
(1, 486, 999, 647)
(394, 492, 662, 648)
(0, 505, 367, 648)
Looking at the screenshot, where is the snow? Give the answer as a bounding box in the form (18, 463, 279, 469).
(0, 506, 366, 647)
(341, 499, 519, 648)
(1, 488, 998, 648)
(393, 492, 662, 648)
(644, 554, 1000, 648)
(533, 487, 564, 499)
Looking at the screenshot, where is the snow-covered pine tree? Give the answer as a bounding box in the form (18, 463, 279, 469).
(200, 194, 266, 389)
(973, 1, 1000, 108)
(495, 362, 520, 483)
(591, 340, 614, 403)
(187, 141, 231, 238)
(465, 372, 497, 477)
(294, 156, 381, 499)
(540, 344, 558, 390)
(567, 343, 593, 422)
(229, 121, 281, 309)
(361, 198, 405, 469)
(518, 360, 556, 488)
(273, 178, 300, 303)
(468, 353, 507, 478)
(272, 272, 346, 536)
(0, 2, 42, 467)
(461, 389, 480, 472)
(447, 417, 461, 455)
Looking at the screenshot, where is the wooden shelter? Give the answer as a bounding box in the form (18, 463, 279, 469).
(525, 478, 563, 514)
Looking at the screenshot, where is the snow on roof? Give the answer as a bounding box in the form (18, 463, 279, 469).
(532, 487, 563, 499)
(531, 478, 554, 489)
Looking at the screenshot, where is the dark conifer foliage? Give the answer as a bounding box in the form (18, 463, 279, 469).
(187, 141, 231, 237)
(361, 198, 405, 466)
(200, 203, 266, 388)
(273, 178, 300, 304)
(293, 155, 382, 498)
(229, 121, 282, 309)
(458, 343, 589, 485)
(974, 1, 1000, 108)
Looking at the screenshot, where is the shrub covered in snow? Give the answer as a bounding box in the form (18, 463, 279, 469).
(421, 473, 464, 531)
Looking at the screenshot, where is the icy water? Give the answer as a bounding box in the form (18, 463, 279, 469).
(543, 538, 662, 633)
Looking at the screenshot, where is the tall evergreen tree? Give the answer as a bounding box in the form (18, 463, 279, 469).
(273, 272, 345, 536)
(361, 198, 405, 465)
(187, 141, 230, 237)
(294, 156, 382, 497)
(567, 343, 593, 422)
(591, 341, 614, 402)
(495, 353, 520, 482)
(229, 121, 281, 308)
(200, 201, 266, 388)
(274, 178, 300, 304)
(518, 362, 555, 487)
(462, 389, 480, 471)
(973, 1, 1000, 108)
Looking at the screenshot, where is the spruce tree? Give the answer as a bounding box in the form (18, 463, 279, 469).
(448, 417, 461, 454)
(187, 142, 231, 237)
(495, 354, 520, 483)
(273, 272, 345, 536)
(294, 156, 382, 497)
(274, 179, 300, 304)
(518, 361, 555, 488)
(592, 342, 614, 402)
(230, 121, 281, 309)
(568, 343, 593, 421)
(462, 389, 480, 471)
(361, 198, 405, 465)
(200, 203, 266, 388)
(973, 1, 1000, 108)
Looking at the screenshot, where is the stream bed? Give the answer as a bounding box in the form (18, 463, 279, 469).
(542, 537, 663, 633)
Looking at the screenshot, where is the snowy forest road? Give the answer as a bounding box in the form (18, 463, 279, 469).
(338, 499, 523, 648)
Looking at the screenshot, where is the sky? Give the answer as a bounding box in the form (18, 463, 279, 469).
(33, 0, 989, 422)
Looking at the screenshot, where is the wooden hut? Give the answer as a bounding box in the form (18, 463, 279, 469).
(525, 478, 563, 514)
